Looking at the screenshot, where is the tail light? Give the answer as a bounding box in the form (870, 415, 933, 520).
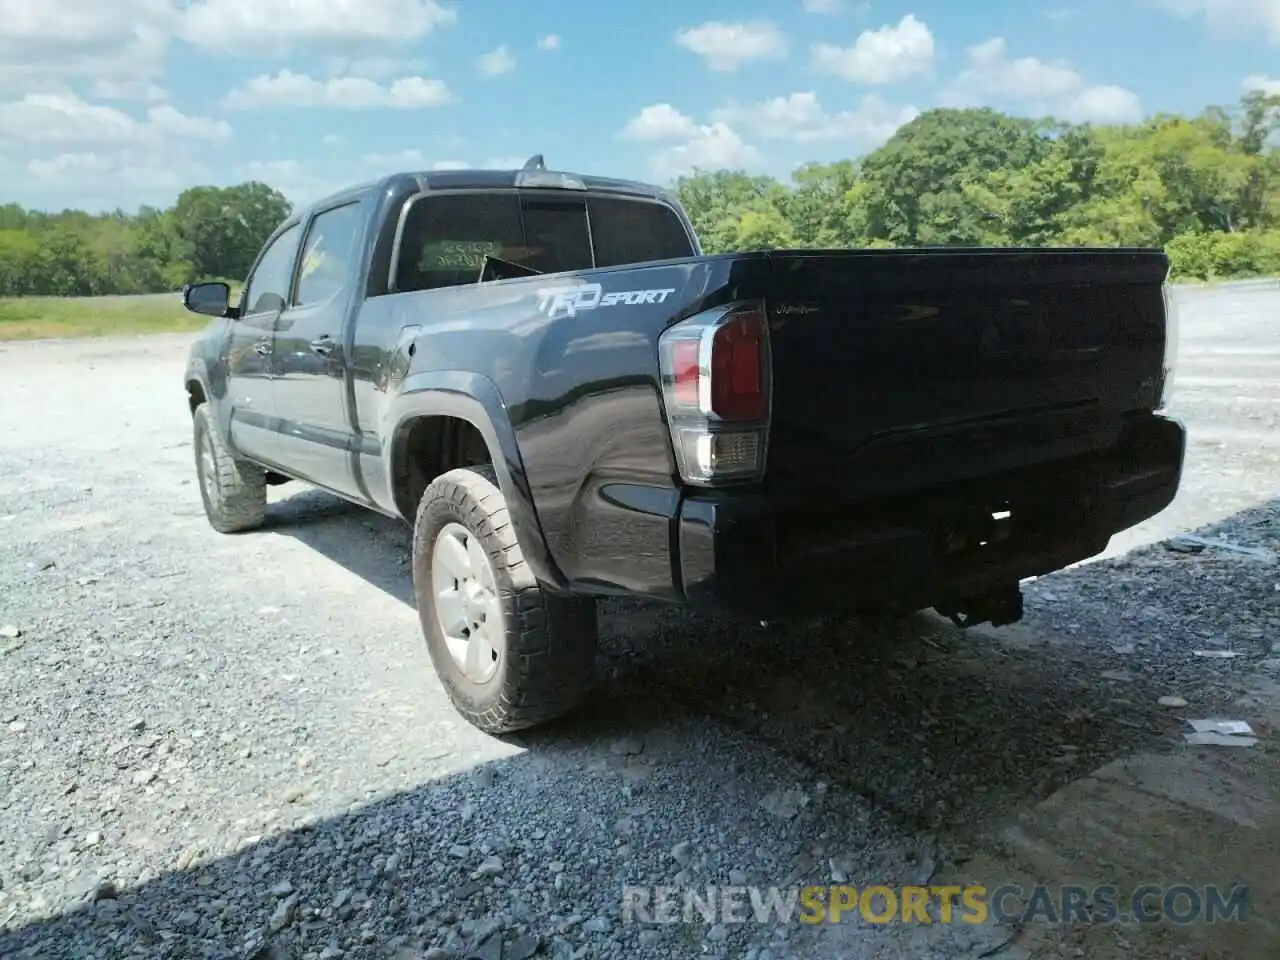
(658, 300, 771, 484)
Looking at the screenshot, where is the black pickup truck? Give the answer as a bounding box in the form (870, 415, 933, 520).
(181, 157, 1185, 734)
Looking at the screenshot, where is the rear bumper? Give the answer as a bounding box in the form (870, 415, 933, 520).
(676, 412, 1185, 620)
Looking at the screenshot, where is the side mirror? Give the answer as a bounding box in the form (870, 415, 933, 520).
(183, 281, 231, 318)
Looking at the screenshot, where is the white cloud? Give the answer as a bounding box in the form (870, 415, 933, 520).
(234, 158, 348, 205)
(2, 85, 237, 212)
(180, 0, 457, 54)
(358, 152, 528, 172)
(361, 149, 430, 168)
(477, 45, 516, 77)
(20, 141, 242, 211)
(92, 80, 169, 102)
(812, 14, 935, 84)
(0, 92, 230, 147)
(712, 91, 918, 146)
(674, 21, 788, 72)
(942, 38, 1143, 124)
(222, 70, 454, 110)
(237, 159, 309, 186)
(25, 150, 216, 207)
(322, 133, 344, 146)
(949, 38, 1078, 99)
(26, 152, 119, 179)
(619, 104, 700, 142)
(806, 0, 874, 11)
(1063, 85, 1145, 123)
(618, 99, 876, 180)
(537, 34, 561, 51)
(652, 123, 763, 179)
(147, 104, 233, 140)
(323, 56, 428, 79)
(1151, 0, 1280, 45)
(0, 0, 462, 102)
(1244, 73, 1280, 94)
(0, 0, 174, 93)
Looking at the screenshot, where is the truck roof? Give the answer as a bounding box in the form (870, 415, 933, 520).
(291, 164, 677, 223)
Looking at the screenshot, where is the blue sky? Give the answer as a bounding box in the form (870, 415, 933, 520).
(0, 0, 1277, 213)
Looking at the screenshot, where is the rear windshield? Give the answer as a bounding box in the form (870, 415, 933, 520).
(394, 191, 694, 293)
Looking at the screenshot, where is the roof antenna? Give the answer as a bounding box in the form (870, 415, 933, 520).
(523, 154, 545, 171)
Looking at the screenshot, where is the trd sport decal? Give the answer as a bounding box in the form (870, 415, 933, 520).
(535, 283, 676, 319)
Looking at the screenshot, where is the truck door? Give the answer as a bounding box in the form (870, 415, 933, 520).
(225, 222, 301, 465)
(268, 199, 366, 499)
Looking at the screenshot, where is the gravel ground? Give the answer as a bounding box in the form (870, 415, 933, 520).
(0, 286, 1277, 960)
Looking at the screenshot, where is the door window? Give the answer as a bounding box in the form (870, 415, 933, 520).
(241, 224, 300, 317)
(295, 202, 363, 307)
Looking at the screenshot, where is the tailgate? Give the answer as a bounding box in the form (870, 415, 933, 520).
(759, 248, 1170, 497)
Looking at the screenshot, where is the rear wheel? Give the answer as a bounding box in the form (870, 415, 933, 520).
(193, 403, 267, 533)
(413, 466, 597, 734)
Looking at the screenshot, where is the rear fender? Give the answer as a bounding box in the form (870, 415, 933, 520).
(386, 371, 567, 591)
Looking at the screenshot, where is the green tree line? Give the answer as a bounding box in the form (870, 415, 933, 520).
(675, 92, 1280, 281)
(0, 182, 291, 297)
(1, 93, 1277, 297)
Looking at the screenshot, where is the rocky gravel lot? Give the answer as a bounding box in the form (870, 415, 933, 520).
(1, 285, 1278, 960)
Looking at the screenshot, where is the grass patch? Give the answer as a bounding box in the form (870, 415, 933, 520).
(0, 287, 242, 341)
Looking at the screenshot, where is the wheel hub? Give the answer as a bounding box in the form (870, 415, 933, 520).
(430, 522, 502, 684)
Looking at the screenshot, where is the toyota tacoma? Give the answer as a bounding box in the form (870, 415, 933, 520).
(181, 157, 1185, 734)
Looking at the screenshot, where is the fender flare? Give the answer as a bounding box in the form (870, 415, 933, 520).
(386, 371, 567, 591)
(183, 362, 211, 409)
(184, 360, 239, 452)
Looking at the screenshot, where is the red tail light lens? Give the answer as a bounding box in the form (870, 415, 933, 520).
(710, 310, 766, 421)
(657, 299, 771, 485)
(670, 340, 701, 407)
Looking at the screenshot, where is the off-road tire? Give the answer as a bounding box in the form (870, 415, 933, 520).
(413, 465, 598, 734)
(192, 402, 267, 533)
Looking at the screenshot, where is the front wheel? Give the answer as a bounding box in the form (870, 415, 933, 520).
(192, 403, 267, 533)
(412, 466, 597, 734)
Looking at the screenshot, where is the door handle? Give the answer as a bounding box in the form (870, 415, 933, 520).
(309, 335, 336, 356)
(253, 339, 271, 356)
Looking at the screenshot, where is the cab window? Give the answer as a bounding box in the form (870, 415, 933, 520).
(393, 191, 693, 293)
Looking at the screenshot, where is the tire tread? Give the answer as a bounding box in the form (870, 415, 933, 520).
(193, 403, 267, 534)
(414, 465, 596, 734)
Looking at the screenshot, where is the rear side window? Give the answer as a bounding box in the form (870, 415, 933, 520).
(397, 193, 525, 292)
(587, 197, 694, 268)
(394, 191, 693, 293)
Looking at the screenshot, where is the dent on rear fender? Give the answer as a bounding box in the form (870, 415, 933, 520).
(508, 322, 683, 598)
